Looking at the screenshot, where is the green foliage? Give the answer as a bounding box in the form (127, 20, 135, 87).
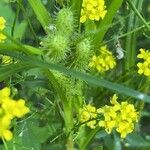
(0, 0, 150, 150)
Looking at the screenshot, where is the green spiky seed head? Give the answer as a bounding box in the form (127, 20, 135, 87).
(74, 38, 92, 71)
(42, 34, 69, 62)
(56, 8, 74, 37)
(53, 71, 83, 99)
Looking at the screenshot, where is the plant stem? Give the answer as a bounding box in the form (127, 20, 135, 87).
(45, 70, 74, 150)
(101, 21, 150, 46)
(11, 0, 20, 37)
(63, 100, 74, 150)
(2, 138, 9, 150)
(127, 0, 150, 29)
(124, 0, 137, 71)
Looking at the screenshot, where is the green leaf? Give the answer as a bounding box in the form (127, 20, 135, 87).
(125, 133, 150, 148)
(28, 0, 51, 31)
(77, 126, 101, 150)
(93, 0, 123, 45)
(0, 63, 32, 81)
(113, 133, 122, 150)
(0, 43, 43, 55)
(1, 50, 150, 103)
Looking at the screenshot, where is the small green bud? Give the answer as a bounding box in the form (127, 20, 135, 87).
(56, 8, 74, 37)
(42, 34, 69, 62)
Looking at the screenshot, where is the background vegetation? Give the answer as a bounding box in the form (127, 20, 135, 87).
(0, 0, 150, 150)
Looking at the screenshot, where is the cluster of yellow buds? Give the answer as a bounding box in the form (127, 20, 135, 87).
(137, 48, 150, 76)
(80, 0, 107, 23)
(79, 104, 97, 129)
(79, 95, 139, 138)
(0, 87, 30, 141)
(89, 45, 116, 73)
(0, 17, 6, 43)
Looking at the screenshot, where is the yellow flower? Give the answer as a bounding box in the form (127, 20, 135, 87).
(0, 17, 6, 43)
(99, 120, 116, 134)
(80, 0, 107, 23)
(137, 48, 150, 76)
(87, 120, 97, 129)
(2, 130, 13, 141)
(137, 48, 150, 61)
(0, 17, 6, 30)
(0, 33, 6, 43)
(116, 122, 134, 138)
(0, 87, 30, 141)
(79, 104, 97, 129)
(13, 99, 30, 118)
(98, 94, 139, 138)
(89, 45, 116, 73)
(0, 87, 11, 103)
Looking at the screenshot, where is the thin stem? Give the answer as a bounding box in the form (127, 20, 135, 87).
(101, 22, 150, 46)
(124, 4, 135, 70)
(11, 0, 20, 37)
(2, 138, 9, 150)
(127, 0, 150, 29)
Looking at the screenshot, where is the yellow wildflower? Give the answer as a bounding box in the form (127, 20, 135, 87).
(2, 130, 13, 141)
(137, 48, 150, 62)
(116, 121, 134, 138)
(0, 33, 6, 43)
(0, 87, 11, 103)
(137, 48, 150, 76)
(80, 0, 107, 23)
(97, 94, 139, 138)
(12, 99, 30, 118)
(0, 17, 6, 30)
(0, 87, 30, 141)
(89, 45, 116, 73)
(0, 17, 6, 43)
(79, 104, 97, 129)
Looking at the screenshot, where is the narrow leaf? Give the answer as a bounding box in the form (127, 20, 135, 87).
(28, 0, 51, 31)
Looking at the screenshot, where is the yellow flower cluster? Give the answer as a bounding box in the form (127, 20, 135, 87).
(79, 104, 97, 129)
(97, 95, 139, 138)
(79, 95, 139, 139)
(0, 87, 30, 141)
(0, 17, 6, 43)
(80, 0, 107, 23)
(137, 48, 150, 76)
(89, 45, 116, 73)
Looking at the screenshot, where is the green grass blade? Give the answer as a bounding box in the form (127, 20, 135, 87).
(0, 43, 43, 55)
(28, 0, 51, 31)
(0, 50, 150, 103)
(0, 63, 32, 81)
